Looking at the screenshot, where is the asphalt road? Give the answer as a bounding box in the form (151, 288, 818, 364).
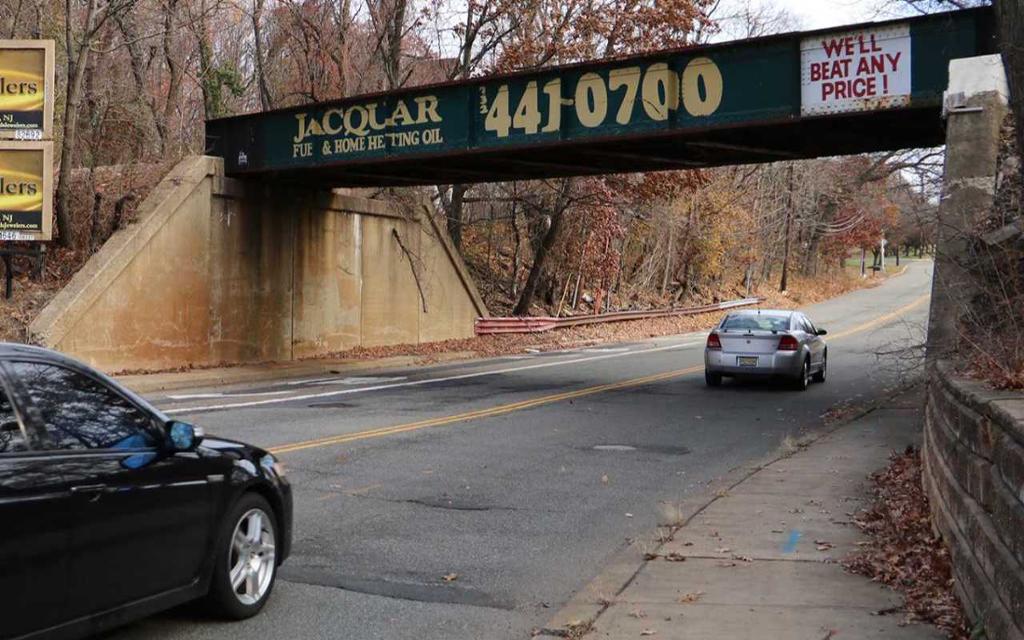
(103, 261, 932, 640)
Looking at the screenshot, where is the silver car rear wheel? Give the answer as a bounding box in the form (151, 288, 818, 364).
(794, 359, 810, 391)
(705, 370, 722, 387)
(812, 352, 827, 383)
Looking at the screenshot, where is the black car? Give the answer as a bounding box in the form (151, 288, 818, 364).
(0, 343, 292, 639)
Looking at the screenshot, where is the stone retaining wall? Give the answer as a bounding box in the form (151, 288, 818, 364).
(922, 361, 1024, 640)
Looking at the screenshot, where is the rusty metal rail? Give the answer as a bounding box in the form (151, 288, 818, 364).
(475, 297, 761, 335)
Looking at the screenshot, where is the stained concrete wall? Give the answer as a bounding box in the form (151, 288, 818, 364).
(30, 156, 487, 372)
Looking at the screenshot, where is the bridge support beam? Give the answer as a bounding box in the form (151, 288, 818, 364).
(926, 55, 1009, 361)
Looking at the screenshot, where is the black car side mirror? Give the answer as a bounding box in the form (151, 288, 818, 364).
(167, 421, 202, 451)
(816, 328, 828, 336)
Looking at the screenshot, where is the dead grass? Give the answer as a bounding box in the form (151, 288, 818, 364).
(656, 501, 685, 527)
(755, 268, 887, 309)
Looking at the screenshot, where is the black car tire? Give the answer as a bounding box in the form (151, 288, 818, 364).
(793, 359, 810, 391)
(812, 352, 827, 383)
(206, 493, 279, 619)
(705, 370, 722, 387)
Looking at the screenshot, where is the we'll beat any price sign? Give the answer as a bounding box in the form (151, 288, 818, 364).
(800, 24, 911, 115)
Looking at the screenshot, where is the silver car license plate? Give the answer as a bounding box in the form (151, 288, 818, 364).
(737, 356, 758, 367)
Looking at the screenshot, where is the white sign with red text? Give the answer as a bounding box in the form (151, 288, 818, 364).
(801, 24, 911, 116)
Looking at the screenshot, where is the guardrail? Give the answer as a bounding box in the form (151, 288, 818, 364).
(475, 297, 762, 335)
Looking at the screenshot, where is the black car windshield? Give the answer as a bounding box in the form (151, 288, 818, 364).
(722, 314, 790, 332)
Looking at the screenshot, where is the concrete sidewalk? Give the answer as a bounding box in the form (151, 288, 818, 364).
(541, 388, 942, 640)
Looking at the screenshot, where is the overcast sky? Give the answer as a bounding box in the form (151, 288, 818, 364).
(773, 0, 879, 29)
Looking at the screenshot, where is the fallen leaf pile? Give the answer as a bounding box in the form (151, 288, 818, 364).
(842, 446, 970, 638)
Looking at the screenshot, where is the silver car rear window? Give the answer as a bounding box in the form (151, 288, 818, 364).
(722, 314, 789, 332)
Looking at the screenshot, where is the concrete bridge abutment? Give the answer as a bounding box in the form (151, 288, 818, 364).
(927, 54, 1010, 360)
(924, 55, 1024, 640)
(29, 156, 487, 372)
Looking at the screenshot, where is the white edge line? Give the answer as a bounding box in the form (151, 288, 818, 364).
(163, 342, 699, 415)
(167, 390, 295, 400)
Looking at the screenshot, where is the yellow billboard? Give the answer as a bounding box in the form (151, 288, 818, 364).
(0, 141, 52, 240)
(0, 40, 53, 139)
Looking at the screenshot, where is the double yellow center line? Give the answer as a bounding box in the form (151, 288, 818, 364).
(270, 367, 699, 454)
(268, 293, 930, 456)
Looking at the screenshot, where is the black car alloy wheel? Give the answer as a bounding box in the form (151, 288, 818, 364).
(207, 493, 279, 619)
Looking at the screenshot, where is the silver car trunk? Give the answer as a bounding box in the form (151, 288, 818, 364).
(719, 330, 784, 355)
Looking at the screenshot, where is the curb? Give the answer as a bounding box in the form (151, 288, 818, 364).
(115, 350, 481, 394)
(533, 381, 922, 639)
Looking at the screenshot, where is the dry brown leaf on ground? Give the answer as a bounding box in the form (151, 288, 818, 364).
(843, 447, 971, 639)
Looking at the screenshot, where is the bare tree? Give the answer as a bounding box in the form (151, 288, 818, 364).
(56, 0, 139, 248)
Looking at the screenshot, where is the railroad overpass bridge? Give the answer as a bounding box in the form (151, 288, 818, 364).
(32, 7, 1004, 373)
(207, 7, 995, 187)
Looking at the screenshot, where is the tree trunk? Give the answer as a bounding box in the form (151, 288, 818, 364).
(114, 12, 164, 154)
(445, 184, 467, 250)
(778, 165, 795, 292)
(660, 221, 674, 297)
(381, 0, 408, 90)
(513, 209, 564, 315)
(6, 0, 23, 37)
(196, 0, 218, 120)
(161, 0, 182, 152)
(509, 202, 521, 298)
(55, 0, 98, 248)
(329, 0, 352, 96)
(778, 175, 794, 292)
(513, 182, 573, 315)
(251, 0, 273, 110)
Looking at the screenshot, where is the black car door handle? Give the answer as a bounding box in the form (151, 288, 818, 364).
(71, 484, 108, 501)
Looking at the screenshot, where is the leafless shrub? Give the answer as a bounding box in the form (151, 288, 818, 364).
(954, 117, 1024, 389)
(873, 317, 929, 385)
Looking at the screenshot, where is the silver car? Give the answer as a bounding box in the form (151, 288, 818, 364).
(704, 309, 827, 390)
